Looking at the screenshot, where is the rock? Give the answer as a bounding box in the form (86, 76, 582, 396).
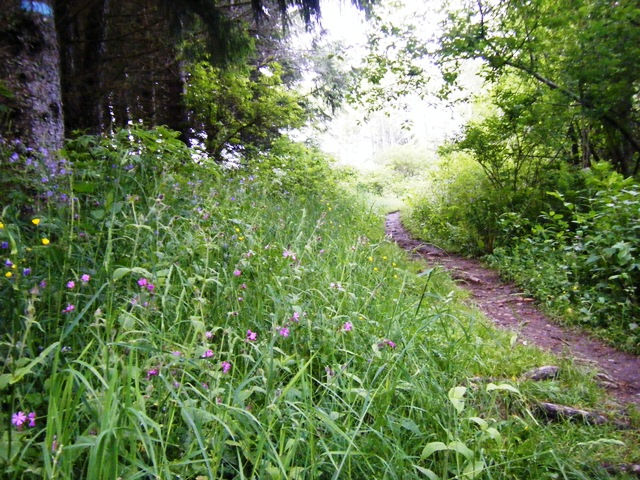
(536, 402, 608, 424)
(522, 365, 560, 381)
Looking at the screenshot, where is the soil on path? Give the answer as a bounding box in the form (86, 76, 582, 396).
(386, 211, 640, 408)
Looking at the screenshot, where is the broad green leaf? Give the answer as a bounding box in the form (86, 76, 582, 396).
(467, 417, 488, 430)
(413, 465, 440, 480)
(486, 383, 520, 394)
(448, 440, 474, 460)
(462, 459, 485, 478)
(448, 386, 467, 413)
(421, 441, 448, 458)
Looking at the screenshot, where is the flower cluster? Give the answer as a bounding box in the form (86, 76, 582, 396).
(11, 411, 36, 430)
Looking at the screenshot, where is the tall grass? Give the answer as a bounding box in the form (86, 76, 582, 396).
(1, 128, 638, 479)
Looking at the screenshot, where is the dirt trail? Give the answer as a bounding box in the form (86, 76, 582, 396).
(386, 211, 640, 407)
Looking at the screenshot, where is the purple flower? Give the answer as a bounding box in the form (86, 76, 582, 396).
(22, 267, 31, 276)
(146, 368, 159, 379)
(278, 327, 290, 338)
(27, 412, 36, 428)
(240, 283, 247, 289)
(246, 329, 257, 342)
(205, 331, 213, 339)
(62, 304, 75, 314)
(171, 350, 182, 357)
(146, 283, 155, 292)
(283, 249, 297, 260)
(342, 322, 353, 332)
(290, 311, 300, 322)
(39, 280, 47, 288)
(137, 277, 148, 287)
(10, 152, 19, 163)
(0, 242, 8, 249)
(11, 411, 27, 429)
(221, 361, 232, 373)
(66, 280, 75, 289)
(233, 269, 242, 277)
(201, 349, 214, 358)
(5, 259, 13, 267)
(80, 274, 90, 283)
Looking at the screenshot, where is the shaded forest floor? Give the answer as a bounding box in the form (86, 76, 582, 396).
(386, 211, 640, 408)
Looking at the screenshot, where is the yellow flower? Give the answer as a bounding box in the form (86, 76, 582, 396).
(368, 256, 373, 262)
(31, 218, 40, 226)
(382, 256, 387, 261)
(0, 222, 4, 229)
(393, 274, 398, 279)
(11, 264, 16, 270)
(5, 271, 12, 278)
(234, 227, 240, 233)
(41, 238, 50, 245)
(392, 262, 397, 267)
(373, 267, 379, 272)
(238, 236, 245, 241)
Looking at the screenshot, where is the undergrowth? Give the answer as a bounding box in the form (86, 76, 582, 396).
(1, 128, 638, 479)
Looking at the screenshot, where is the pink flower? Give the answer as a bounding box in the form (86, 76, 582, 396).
(171, 350, 182, 357)
(278, 327, 290, 338)
(146, 368, 159, 379)
(80, 274, 90, 283)
(11, 411, 27, 429)
(233, 269, 242, 277)
(62, 304, 75, 314)
(27, 412, 36, 428)
(246, 329, 257, 341)
(201, 349, 214, 358)
(240, 283, 247, 289)
(137, 277, 148, 287)
(221, 361, 232, 373)
(205, 331, 213, 339)
(146, 283, 155, 292)
(66, 280, 75, 289)
(342, 321, 353, 332)
(283, 249, 297, 260)
(290, 311, 300, 322)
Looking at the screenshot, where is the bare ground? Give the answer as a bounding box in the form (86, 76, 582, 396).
(386, 211, 640, 408)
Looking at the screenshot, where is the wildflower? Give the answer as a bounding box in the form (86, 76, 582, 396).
(137, 277, 148, 287)
(246, 329, 257, 342)
(291, 311, 300, 322)
(80, 274, 90, 283)
(171, 350, 181, 357)
(62, 304, 75, 314)
(201, 349, 214, 358)
(31, 218, 40, 226)
(66, 280, 75, 289)
(5, 259, 13, 267)
(22, 267, 31, 276)
(61, 345, 72, 353)
(41, 238, 50, 245)
(368, 256, 373, 262)
(146, 283, 155, 292)
(373, 267, 378, 272)
(233, 269, 242, 277)
(238, 296, 244, 302)
(319, 249, 325, 254)
(342, 322, 353, 332)
(5, 271, 12, 278)
(0, 222, 4, 229)
(205, 331, 214, 339)
(240, 283, 247, 289)
(221, 361, 232, 373)
(384, 339, 397, 349)
(283, 249, 297, 260)
(51, 436, 58, 452)
(146, 368, 159, 379)
(39, 280, 47, 288)
(1, 241, 8, 249)
(278, 327, 290, 338)
(11, 411, 27, 429)
(27, 412, 36, 428)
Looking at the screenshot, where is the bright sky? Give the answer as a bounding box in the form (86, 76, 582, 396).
(300, 0, 479, 170)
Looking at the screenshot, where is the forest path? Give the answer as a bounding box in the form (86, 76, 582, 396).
(386, 211, 640, 408)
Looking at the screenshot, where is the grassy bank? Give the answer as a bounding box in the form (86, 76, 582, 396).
(1, 128, 638, 479)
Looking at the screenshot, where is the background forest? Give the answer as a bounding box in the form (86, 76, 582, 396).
(1, 0, 639, 478)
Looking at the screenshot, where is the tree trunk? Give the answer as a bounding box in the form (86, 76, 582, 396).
(0, 0, 64, 151)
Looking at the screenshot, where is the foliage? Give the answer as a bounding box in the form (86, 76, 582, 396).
(185, 61, 308, 160)
(487, 164, 640, 352)
(2, 127, 638, 478)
